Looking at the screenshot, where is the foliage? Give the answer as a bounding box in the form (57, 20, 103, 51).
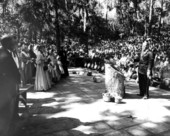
(0, 0, 170, 48)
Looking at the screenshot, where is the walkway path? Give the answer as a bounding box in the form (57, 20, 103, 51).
(15, 68, 170, 136)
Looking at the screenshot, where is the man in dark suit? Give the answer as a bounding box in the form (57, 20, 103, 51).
(138, 38, 153, 99)
(0, 35, 20, 136)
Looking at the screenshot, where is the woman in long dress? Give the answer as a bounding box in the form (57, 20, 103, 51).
(34, 46, 51, 91)
(105, 57, 125, 99)
(43, 50, 52, 88)
(28, 44, 37, 78)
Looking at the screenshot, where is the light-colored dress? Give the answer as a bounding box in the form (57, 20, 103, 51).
(160, 64, 170, 89)
(34, 51, 50, 91)
(105, 63, 125, 99)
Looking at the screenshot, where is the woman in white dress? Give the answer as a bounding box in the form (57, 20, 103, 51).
(104, 56, 125, 100)
(43, 50, 52, 88)
(34, 46, 51, 91)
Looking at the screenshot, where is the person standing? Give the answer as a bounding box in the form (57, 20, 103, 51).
(138, 38, 153, 99)
(0, 35, 20, 136)
(34, 46, 51, 91)
(59, 46, 69, 78)
(28, 44, 37, 79)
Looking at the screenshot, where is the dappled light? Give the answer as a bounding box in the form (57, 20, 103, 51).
(28, 92, 56, 99)
(1, 0, 170, 135)
(15, 70, 170, 135)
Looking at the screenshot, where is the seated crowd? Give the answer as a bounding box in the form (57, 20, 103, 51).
(66, 36, 170, 90)
(12, 36, 170, 91)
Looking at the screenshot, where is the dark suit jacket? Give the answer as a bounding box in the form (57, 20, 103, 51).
(0, 46, 20, 84)
(138, 50, 153, 75)
(0, 46, 20, 136)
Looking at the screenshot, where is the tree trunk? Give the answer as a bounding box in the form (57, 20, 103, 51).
(65, 0, 68, 10)
(83, 8, 87, 32)
(34, 31, 37, 43)
(54, 1, 61, 53)
(39, 29, 42, 43)
(106, 9, 108, 23)
(106, 0, 108, 23)
(83, 8, 88, 54)
(56, 11, 61, 52)
(2, 0, 7, 17)
(158, 0, 164, 37)
(144, 17, 147, 36)
(17, 26, 20, 43)
(29, 25, 32, 43)
(148, 0, 154, 36)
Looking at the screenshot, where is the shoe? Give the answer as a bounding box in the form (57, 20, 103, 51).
(142, 95, 148, 99)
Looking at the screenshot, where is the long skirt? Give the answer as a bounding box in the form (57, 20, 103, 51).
(34, 65, 50, 91)
(25, 62, 33, 84)
(105, 64, 125, 98)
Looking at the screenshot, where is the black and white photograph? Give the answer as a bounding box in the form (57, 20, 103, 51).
(0, 0, 170, 136)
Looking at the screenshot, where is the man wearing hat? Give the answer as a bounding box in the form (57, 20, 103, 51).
(0, 35, 20, 136)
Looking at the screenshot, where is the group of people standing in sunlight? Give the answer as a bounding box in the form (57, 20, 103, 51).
(19, 42, 69, 91)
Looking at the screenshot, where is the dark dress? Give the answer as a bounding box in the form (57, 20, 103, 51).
(29, 48, 37, 77)
(59, 49, 69, 78)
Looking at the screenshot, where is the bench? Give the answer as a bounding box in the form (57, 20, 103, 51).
(18, 84, 33, 109)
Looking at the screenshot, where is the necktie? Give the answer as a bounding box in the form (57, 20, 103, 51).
(12, 52, 19, 68)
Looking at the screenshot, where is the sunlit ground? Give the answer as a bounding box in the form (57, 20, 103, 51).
(17, 68, 170, 136)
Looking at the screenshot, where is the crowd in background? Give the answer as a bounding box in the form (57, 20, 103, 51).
(12, 35, 170, 91)
(2, 34, 170, 135)
(66, 36, 170, 89)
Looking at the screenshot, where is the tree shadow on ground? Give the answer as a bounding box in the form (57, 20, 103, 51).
(100, 109, 170, 135)
(17, 108, 170, 136)
(19, 97, 70, 115)
(124, 83, 170, 100)
(150, 95, 170, 99)
(14, 116, 103, 136)
(24, 73, 170, 117)
(23, 74, 106, 115)
(123, 93, 142, 99)
(163, 115, 170, 124)
(49, 75, 105, 104)
(124, 92, 170, 100)
(20, 90, 101, 115)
